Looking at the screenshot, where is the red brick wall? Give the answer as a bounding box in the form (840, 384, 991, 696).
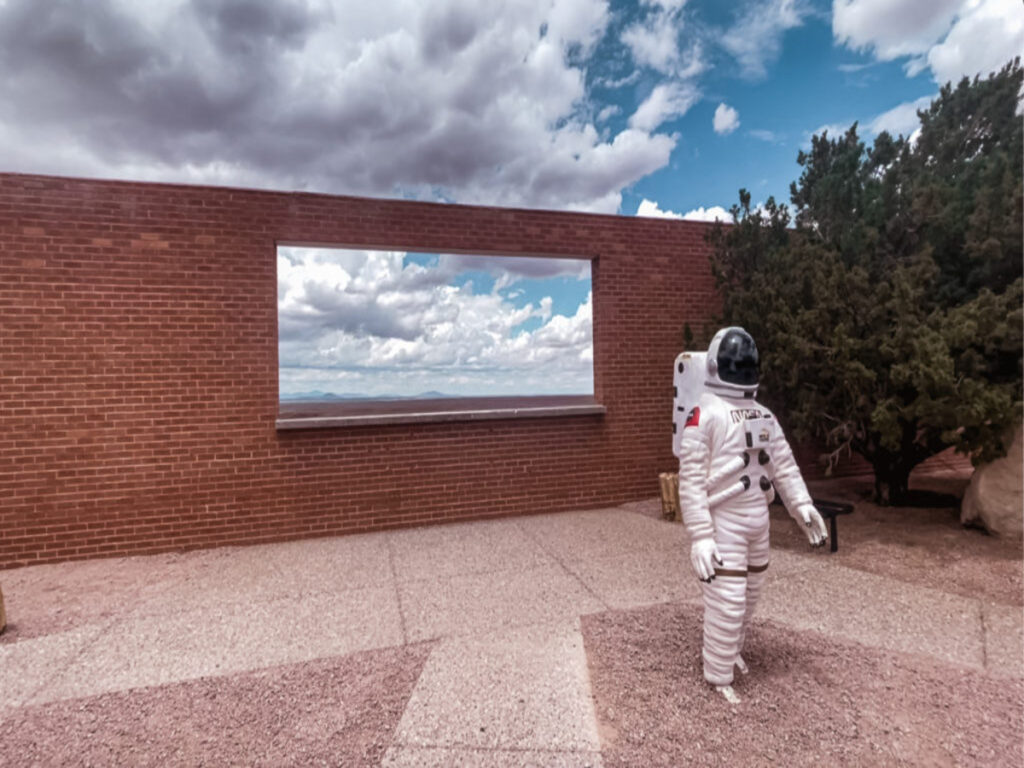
(0, 172, 732, 568)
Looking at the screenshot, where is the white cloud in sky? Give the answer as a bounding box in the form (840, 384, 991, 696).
(924, 0, 1024, 85)
(0, 0, 681, 214)
(713, 103, 740, 134)
(837, 62, 873, 73)
(806, 92, 936, 149)
(620, 1, 704, 79)
(629, 82, 701, 131)
(622, 13, 682, 75)
(748, 129, 778, 142)
(681, 205, 732, 222)
(278, 248, 593, 397)
(636, 199, 683, 218)
(641, 0, 689, 9)
(866, 95, 936, 138)
(721, 0, 809, 79)
(833, 0, 1024, 85)
(833, 0, 963, 60)
(636, 198, 730, 222)
(802, 122, 856, 150)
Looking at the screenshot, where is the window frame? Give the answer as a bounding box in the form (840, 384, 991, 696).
(274, 241, 604, 430)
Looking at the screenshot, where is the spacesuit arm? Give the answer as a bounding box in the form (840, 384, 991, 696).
(770, 425, 828, 546)
(678, 410, 722, 579)
(679, 422, 715, 540)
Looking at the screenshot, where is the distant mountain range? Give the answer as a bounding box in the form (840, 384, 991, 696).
(280, 390, 455, 402)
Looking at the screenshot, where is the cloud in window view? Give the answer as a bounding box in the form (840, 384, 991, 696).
(278, 247, 593, 401)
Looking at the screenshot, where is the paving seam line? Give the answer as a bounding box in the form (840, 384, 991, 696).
(21, 613, 124, 708)
(385, 535, 410, 645)
(979, 600, 988, 672)
(389, 743, 604, 756)
(388, 559, 559, 587)
(512, 519, 613, 613)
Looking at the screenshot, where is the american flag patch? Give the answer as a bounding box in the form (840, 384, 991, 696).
(685, 407, 700, 428)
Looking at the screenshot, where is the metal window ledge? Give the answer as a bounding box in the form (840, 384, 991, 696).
(276, 403, 606, 430)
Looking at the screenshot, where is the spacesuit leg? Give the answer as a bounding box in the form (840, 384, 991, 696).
(737, 525, 770, 663)
(701, 576, 746, 686)
(699, 515, 751, 687)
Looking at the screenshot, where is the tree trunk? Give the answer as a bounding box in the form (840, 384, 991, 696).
(870, 453, 913, 506)
(873, 467, 911, 506)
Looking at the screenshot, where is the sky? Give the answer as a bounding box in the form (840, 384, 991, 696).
(278, 247, 592, 397)
(3, 0, 1020, 397)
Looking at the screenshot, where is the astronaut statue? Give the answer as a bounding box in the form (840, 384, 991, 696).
(674, 327, 828, 704)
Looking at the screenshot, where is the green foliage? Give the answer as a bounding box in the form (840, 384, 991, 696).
(707, 59, 1024, 504)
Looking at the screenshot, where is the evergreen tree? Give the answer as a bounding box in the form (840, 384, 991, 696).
(708, 60, 1023, 504)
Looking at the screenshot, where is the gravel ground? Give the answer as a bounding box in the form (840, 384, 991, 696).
(0, 550, 215, 644)
(793, 473, 1023, 606)
(0, 642, 434, 767)
(625, 470, 1023, 606)
(582, 604, 1024, 768)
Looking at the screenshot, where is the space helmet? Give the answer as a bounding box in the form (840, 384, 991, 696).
(706, 326, 759, 397)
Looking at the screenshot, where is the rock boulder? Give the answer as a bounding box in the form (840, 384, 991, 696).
(961, 426, 1023, 537)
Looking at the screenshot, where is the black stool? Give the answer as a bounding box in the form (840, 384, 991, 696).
(811, 499, 854, 553)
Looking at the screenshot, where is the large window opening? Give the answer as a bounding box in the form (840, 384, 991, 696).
(277, 246, 598, 426)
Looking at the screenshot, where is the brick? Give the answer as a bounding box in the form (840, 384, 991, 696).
(0, 171, 843, 568)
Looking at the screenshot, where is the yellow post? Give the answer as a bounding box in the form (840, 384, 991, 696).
(658, 472, 681, 522)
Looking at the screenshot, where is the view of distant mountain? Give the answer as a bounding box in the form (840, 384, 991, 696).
(280, 390, 457, 402)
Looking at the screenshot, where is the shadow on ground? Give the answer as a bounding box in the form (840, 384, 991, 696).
(582, 604, 1024, 768)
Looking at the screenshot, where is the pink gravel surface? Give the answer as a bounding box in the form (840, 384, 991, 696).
(0, 553, 174, 643)
(0, 642, 434, 767)
(582, 603, 1024, 768)
(626, 470, 1023, 606)
(790, 473, 1023, 606)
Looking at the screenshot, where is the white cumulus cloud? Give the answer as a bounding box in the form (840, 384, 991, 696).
(833, 0, 963, 60)
(636, 199, 730, 222)
(833, 0, 1024, 85)
(713, 103, 740, 134)
(278, 247, 594, 397)
(621, 1, 704, 78)
(0, 0, 678, 214)
(629, 82, 701, 132)
(721, 0, 809, 79)
(866, 95, 936, 138)
(925, 0, 1024, 85)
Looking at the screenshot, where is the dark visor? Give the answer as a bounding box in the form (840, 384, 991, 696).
(717, 330, 759, 386)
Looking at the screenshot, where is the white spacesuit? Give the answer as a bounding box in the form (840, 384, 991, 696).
(677, 327, 828, 702)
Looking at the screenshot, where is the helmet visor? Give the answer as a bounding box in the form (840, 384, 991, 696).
(716, 330, 759, 387)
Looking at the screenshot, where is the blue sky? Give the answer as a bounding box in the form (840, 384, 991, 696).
(613, 3, 944, 218)
(1, 0, 1020, 397)
(1, 0, 1019, 220)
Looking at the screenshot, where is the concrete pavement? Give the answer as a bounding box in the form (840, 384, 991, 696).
(1, 503, 1021, 766)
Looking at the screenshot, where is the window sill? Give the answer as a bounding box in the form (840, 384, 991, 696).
(276, 396, 605, 430)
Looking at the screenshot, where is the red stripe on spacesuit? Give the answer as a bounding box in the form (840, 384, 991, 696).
(685, 406, 700, 428)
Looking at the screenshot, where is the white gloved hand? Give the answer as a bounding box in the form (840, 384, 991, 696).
(796, 504, 828, 547)
(690, 538, 723, 582)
